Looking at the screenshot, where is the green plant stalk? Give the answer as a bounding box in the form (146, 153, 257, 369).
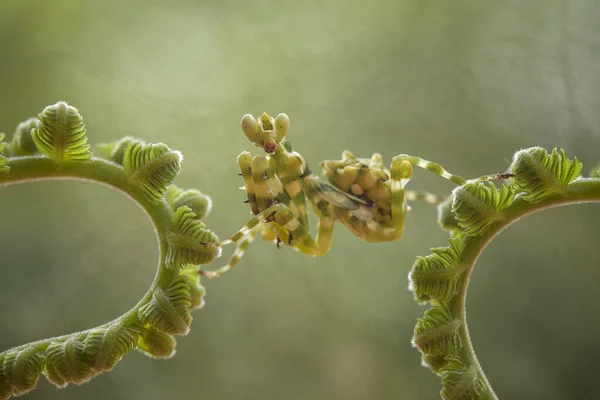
(1, 102, 215, 399)
(0, 155, 177, 351)
(451, 178, 600, 399)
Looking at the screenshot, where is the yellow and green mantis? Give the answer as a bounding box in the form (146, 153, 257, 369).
(201, 113, 511, 278)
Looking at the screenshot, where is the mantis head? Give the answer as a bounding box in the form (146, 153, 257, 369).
(240, 112, 290, 153)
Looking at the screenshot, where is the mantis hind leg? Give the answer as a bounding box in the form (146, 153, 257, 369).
(391, 155, 467, 187)
(404, 190, 445, 206)
(392, 155, 514, 187)
(390, 155, 513, 229)
(293, 203, 336, 257)
(389, 156, 414, 232)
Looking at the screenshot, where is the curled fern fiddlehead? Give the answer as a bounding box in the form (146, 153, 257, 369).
(94, 136, 138, 165)
(165, 206, 221, 269)
(180, 266, 207, 310)
(0, 101, 220, 399)
(509, 147, 583, 203)
(409, 238, 463, 303)
(409, 147, 600, 399)
(138, 275, 195, 335)
(123, 141, 183, 203)
(165, 185, 212, 220)
(136, 325, 178, 359)
(412, 304, 462, 358)
(0, 133, 8, 174)
(439, 357, 486, 400)
(452, 182, 515, 236)
(32, 101, 92, 163)
(8, 118, 39, 157)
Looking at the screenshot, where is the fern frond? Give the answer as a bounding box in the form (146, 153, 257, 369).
(123, 141, 182, 203)
(0, 346, 45, 399)
(410, 146, 600, 397)
(165, 206, 221, 269)
(510, 147, 582, 203)
(421, 354, 448, 376)
(42, 322, 142, 389)
(0, 133, 8, 174)
(94, 136, 140, 165)
(412, 304, 462, 357)
(31, 102, 92, 163)
(8, 117, 39, 156)
(180, 267, 207, 310)
(589, 161, 600, 178)
(439, 357, 486, 400)
(165, 185, 212, 220)
(136, 326, 177, 359)
(451, 182, 515, 236)
(44, 339, 92, 387)
(0, 363, 8, 400)
(83, 322, 142, 372)
(0, 101, 223, 399)
(436, 195, 462, 237)
(138, 276, 194, 335)
(409, 239, 463, 303)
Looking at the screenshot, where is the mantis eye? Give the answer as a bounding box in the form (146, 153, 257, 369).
(241, 114, 260, 143)
(274, 113, 290, 138)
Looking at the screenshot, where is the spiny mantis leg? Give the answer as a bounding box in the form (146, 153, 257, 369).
(205, 172, 340, 278)
(258, 202, 336, 257)
(223, 202, 336, 256)
(203, 150, 290, 278)
(293, 201, 336, 256)
(266, 172, 351, 256)
(220, 204, 288, 246)
(274, 139, 310, 229)
(237, 151, 259, 214)
(221, 147, 292, 248)
(390, 154, 514, 230)
(203, 201, 337, 278)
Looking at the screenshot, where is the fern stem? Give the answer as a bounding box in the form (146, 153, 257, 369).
(0, 155, 180, 348)
(1, 155, 171, 228)
(1, 156, 177, 272)
(0, 103, 217, 399)
(451, 177, 600, 399)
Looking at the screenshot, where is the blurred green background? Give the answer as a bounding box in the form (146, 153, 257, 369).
(1, 0, 600, 399)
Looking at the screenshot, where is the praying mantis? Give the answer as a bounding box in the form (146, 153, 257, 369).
(200, 113, 511, 278)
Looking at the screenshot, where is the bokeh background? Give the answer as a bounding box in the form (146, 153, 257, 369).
(1, 1, 600, 399)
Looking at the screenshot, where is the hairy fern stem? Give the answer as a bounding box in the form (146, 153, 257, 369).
(451, 179, 600, 399)
(0, 155, 176, 321)
(0, 102, 220, 399)
(410, 146, 600, 399)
